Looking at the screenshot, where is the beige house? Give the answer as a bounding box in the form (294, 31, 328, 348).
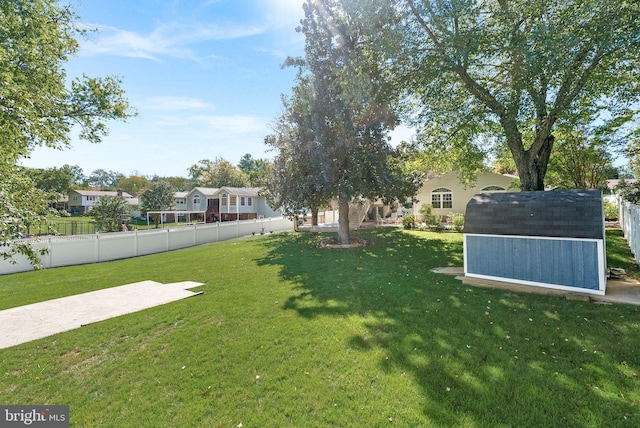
(413, 171, 519, 218)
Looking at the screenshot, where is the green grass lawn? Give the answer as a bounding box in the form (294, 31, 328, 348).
(1, 228, 639, 427)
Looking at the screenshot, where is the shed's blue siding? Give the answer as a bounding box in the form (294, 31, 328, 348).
(466, 235, 600, 290)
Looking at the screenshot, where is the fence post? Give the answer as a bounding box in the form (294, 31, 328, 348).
(95, 233, 100, 263)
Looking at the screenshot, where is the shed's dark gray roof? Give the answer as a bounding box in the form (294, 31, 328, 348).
(462, 189, 604, 239)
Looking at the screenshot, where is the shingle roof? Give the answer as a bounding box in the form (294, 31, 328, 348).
(73, 190, 133, 198)
(463, 189, 604, 239)
(219, 187, 261, 197)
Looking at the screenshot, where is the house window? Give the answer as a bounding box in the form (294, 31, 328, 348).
(193, 195, 200, 207)
(247, 197, 252, 207)
(431, 188, 452, 209)
(240, 197, 246, 206)
(481, 185, 506, 192)
(230, 196, 237, 205)
(221, 193, 227, 206)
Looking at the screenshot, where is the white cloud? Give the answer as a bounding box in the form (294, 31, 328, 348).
(79, 22, 267, 61)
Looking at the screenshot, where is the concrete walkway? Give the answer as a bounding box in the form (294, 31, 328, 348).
(432, 267, 640, 307)
(0, 280, 203, 350)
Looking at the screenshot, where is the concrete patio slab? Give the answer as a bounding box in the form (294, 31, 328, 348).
(0, 280, 204, 350)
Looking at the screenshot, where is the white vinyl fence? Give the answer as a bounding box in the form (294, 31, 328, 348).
(619, 199, 640, 264)
(0, 217, 293, 275)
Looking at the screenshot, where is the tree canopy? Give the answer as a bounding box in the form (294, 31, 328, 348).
(366, 0, 640, 190)
(188, 158, 250, 188)
(89, 196, 131, 232)
(0, 0, 134, 265)
(268, 0, 418, 243)
(139, 181, 176, 228)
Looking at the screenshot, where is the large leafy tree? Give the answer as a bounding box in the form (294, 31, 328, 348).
(1, 1, 134, 265)
(369, 0, 640, 190)
(545, 129, 616, 190)
(273, 0, 414, 244)
(117, 175, 151, 196)
(265, 84, 333, 226)
(188, 158, 250, 188)
(139, 180, 175, 228)
(237, 153, 271, 187)
(29, 166, 74, 195)
(87, 169, 124, 189)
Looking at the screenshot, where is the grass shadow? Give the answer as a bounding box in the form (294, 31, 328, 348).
(257, 228, 640, 426)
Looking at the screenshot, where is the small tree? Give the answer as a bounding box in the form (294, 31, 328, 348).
(89, 196, 131, 232)
(140, 181, 175, 228)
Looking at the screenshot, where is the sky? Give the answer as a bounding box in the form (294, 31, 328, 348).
(19, 0, 416, 179)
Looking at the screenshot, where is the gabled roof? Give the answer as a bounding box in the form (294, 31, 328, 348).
(218, 187, 261, 197)
(607, 179, 638, 190)
(174, 191, 188, 198)
(186, 187, 219, 197)
(183, 186, 263, 199)
(463, 189, 604, 239)
(71, 190, 133, 198)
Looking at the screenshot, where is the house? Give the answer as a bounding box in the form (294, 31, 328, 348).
(184, 187, 281, 222)
(413, 171, 519, 218)
(174, 191, 188, 210)
(67, 190, 134, 215)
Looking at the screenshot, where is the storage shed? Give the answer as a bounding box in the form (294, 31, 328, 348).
(463, 189, 606, 295)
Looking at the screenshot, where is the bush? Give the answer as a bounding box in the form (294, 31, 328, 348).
(418, 204, 433, 223)
(401, 214, 416, 230)
(603, 200, 618, 221)
(451, 213, 465, 232)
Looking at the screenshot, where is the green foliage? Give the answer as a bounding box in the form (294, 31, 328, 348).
(603, 200, 619, 221)
(139, 181, 176, 228)
(615, 179, 640, 204)
(450, 213, 465, 232)
(367, 0, 640, 190)
(116, 175, 150, 196)
(188, 158, 249, 188)
(418, 204, 433, 222)
(87, 169, 124, 189)
(546, 125, 617, 189)
(0, 1, 134, 267)
(268, 0, 420, 243)
(0, 166, 54, 268)
(237, 153, 271, 187)
(28, 166, 74, 195)
(88, 196, 130, 232)
(401, 213, 416, 229)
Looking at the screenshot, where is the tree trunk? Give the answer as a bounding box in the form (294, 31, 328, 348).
(311, 206, 319, 226)
(337, 194, 350, 245)
(514, 135, 555, 191)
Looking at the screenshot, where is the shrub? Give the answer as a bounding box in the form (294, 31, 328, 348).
(401, 214, 416, 229)
(451, 213, 465, 232)
(603, 200, 618, 221)
(418, 204, 433, 223)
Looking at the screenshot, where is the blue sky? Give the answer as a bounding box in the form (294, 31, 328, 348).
(22, 0, 349, 178)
